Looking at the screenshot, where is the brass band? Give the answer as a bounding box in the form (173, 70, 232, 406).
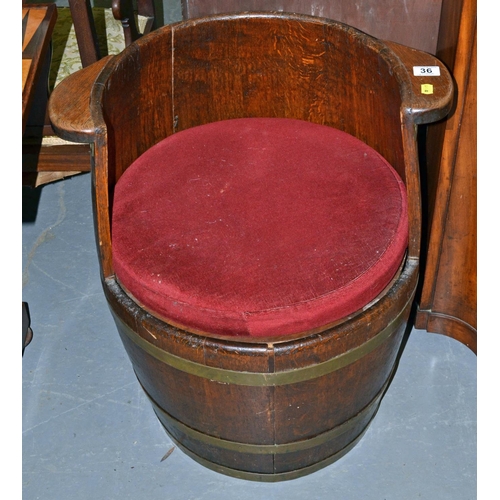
(147, 378, 387, 455)
(113, 292, 412, 387)
(166, 424, 369, 482)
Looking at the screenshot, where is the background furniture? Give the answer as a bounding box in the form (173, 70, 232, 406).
(181, 0, 443, 54)
(415, 0, 477, 353)
(22, 3, 57, 134)
(68, 0, 157, 67)
(22, 302, 33, 355)
(22, 2, 64, 187)
(22, 0, 158, 187)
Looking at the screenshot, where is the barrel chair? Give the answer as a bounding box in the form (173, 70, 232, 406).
(49, 12, 453, 481)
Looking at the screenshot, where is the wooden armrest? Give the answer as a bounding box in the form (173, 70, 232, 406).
(48, 56, 112, 143)
(383, 40, 454, 124)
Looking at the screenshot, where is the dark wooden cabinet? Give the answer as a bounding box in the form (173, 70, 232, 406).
(415, 0, 477, 353)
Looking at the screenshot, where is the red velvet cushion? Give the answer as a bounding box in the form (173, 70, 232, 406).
(112, 118, 408, 338)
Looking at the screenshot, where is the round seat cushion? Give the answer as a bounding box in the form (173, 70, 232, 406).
(112, 118, 408, 338)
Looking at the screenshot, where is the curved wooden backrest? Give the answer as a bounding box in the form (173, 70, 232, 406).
(88, 13, 452, 279)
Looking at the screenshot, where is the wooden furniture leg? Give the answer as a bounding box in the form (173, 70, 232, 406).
(22, 302, 33, 355)
(68, 0, 101, 67)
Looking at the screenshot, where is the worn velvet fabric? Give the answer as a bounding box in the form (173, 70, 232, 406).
(112, 118, 408, 338)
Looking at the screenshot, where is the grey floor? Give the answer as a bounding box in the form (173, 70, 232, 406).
(22, 172, 477, 499)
